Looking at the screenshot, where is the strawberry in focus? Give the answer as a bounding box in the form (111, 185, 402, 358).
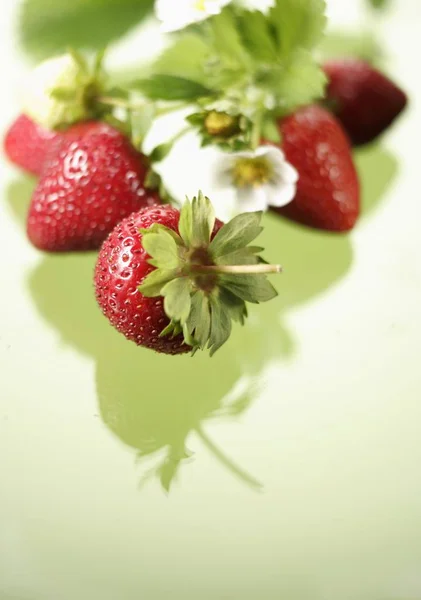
(95, 192, 281, 355)
(27, 121, 159, 252)
(274, 105, 360, 232)
(324, 59, 407, 146)
(4, 114, 60, 176)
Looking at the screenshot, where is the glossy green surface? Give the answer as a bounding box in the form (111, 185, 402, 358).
(1, 2, 421, 599)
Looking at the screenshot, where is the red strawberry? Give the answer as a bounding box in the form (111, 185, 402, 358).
(27, 121, 159, 251)
(324, 59, 407, 146)
(4, 114, 60, 176)
(274, 105, 360, 232)
(95, 193, 280, 355)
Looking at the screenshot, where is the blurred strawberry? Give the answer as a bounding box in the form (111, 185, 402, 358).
(324, 59, 407, 145)
(274, 105, 360, 232)
(4, 114, 60, 176)
(27, 121, 159, 251)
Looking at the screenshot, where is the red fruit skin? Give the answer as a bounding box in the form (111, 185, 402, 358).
(95, 206, 223, 355)
(4, 114, 60, 176)
(324, 59, 408, 146)
(27, 121, 159, 252)
(275, 105, 360, 232)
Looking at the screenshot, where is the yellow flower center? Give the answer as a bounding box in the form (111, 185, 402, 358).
(204, 111, 241, 138)
(232, 157, 274, 188)
(194, 0, 207, 10)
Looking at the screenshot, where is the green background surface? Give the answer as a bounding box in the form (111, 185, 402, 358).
(1, 1, 420, 599)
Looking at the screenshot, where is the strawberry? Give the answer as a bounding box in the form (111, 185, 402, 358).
(4, 114, 60, 176)
(324, 59, 407, 146)
(274, 105, 360, 232)
(95, 192, 281, 355)
(27, 121, 159, 252)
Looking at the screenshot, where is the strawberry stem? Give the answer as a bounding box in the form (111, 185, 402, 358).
(190, 264, 283, 275)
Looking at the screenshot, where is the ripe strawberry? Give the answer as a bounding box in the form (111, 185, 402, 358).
(95, 192, 280, 355)
(27, 121, 159, 251)
(4, 114, 60, 176)
(324, 59, 407, 146)
(274, 105, 360, 232)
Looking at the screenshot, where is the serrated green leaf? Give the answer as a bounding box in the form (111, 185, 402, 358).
(131, 75, 215, 101)
(139, 268, 179, 298)
(142, 228, 181, 269)
(269, 0, 327, 57)
(209, 212, 263, 258)
(218, 289, 248, 325)
(162, 278, 192, 326)
(187, 291, 211, 349)
(237, 10, 279, 63)
(274, 50, 327, 111)
(191, 192, 215, 247)
(215, 246, 262, 266)
(220, 274, 278, 303)
(208, 9, 250, 67)
(140, 223, 183, 246)
(178, 200, 193, 248)
(208, 294, 232, 356)
(153, 34, 211, 84)
(19, 0, 154, 60)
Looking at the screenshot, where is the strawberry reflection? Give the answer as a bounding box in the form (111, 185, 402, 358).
(27, 209, 353, 491)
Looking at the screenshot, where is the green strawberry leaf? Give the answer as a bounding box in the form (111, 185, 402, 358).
(131, 75, 216, 101)
(152, 34, 211, 84)
(269, 0, 327, 58)
(208, 9, 251, 67)
(273, 50, 328, 111)
(19, 0, 154, 60)
(236, 10, 279, 63)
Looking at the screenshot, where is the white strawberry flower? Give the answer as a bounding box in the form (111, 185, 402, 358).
(153, 131, 298, 222)
(155, 0, 233, 33)
(235, 0, 275, 13)
(22, 54, 84, 129)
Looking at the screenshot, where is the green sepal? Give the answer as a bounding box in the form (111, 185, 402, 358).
(209, 211, 263, 258)
(138, 192, 280, 355)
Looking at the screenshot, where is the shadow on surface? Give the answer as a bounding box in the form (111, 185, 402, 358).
(354, 144, 399, 216)
(5, 176, 36, 227)
(24, 135, 398, 492)
(27, 208, 354, 490)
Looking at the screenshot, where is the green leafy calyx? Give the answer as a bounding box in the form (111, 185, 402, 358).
(138, 192, 281, 355)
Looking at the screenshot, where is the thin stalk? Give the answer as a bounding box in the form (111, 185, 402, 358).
(250, 109, 263, 150)
(196, 426, 262, 491)
(191, 264, 283, 275)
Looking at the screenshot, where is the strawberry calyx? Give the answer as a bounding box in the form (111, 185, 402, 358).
(25, 49, 119, 131)
(139, 191, 281, 355)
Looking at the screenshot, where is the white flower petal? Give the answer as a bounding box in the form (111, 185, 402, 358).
(235, 186, 270, 213)
(236, 0, 275, 14)
(278, 161, 299, 185)
(155, 0, 233, 33)
(266, 182, 297, 208)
